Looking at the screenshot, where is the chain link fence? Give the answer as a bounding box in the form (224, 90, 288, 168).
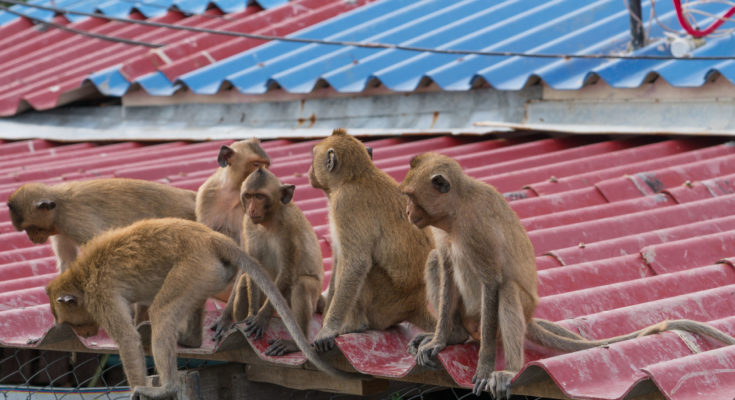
(0, 347, 542, 400)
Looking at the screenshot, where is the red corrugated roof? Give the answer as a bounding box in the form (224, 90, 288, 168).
(2, 134, 735, 399)
(0, 0, 367, 116)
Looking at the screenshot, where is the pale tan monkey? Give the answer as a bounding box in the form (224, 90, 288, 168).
(46, 218, 358, 400)
(307, 129, 436, 352)
(400, 152, 735, 399)
(7, 178, 196, 272)
(212, 168, 323, 356)
(195, 139, 270, 243)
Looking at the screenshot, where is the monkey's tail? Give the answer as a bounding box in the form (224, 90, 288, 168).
(528, 318, 735, 352)
(527, 319, 665, 352)
(217, 239, 362, 380)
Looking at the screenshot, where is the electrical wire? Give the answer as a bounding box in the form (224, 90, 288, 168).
(673, 0, 735, 36)
(0, 5, 163, 47)
(4, 0, 735, 60)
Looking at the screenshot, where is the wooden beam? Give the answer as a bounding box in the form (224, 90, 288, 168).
(245, 363, 388, 395)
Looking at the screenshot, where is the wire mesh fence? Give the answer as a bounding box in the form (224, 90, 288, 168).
(0, 347, 540, 400)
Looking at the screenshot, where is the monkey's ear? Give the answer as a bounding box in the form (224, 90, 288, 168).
(36, 200, 56, 210)
(217, 145, 234, 168)
(56, 294, 77, 305)
(366, 146, 373, 160)
(431, 174, 451, 194)
(326, 148, 337, 172)
(280, 184, 296, 204)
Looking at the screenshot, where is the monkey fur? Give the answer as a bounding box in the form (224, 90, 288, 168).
(46, 218, 358, 400)
(211, 168, 324, 356)
(307, 129, 436, 353)
(7, 178, 196, 272)
(400, 152, 735, 399)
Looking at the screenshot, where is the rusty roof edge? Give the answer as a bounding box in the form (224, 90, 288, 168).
(476, 120, 735, 137)
(478, 98, 735, 137)
(0, 120, 510, 141)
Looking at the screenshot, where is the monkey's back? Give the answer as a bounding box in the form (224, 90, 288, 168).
(73, 218, 236, 310)
(62, 179, 197, 233)
(330, 169, 433, 328)
(195, 172, 243, 243)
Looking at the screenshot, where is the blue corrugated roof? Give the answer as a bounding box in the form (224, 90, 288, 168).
(86, 0, 735, 97)
(0, 0, 285, 25)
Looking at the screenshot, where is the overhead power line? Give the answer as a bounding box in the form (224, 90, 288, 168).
(0, 5, 162, 48)
(3, 0, 735, 61)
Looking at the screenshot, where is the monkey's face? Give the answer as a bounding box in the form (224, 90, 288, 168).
(242, 191, 271, 224)
(46, 283, 100, 338)
(400, 153, 455, 231)
(402, 191, 431, 229)
(7, 185, 57, 243)
(220, 139, 271, 177)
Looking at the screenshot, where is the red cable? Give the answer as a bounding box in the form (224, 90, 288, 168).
(673, 0, 735, 37)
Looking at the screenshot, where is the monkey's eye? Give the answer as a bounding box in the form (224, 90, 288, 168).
(254, 194, 266, 200)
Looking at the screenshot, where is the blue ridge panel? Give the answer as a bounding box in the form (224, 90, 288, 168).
(88, 67, 134, 97)
(168, 0, 735, 96)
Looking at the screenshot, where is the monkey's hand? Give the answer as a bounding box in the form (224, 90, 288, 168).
(265, 338, 299, 356)
(131, 383, 177, 400)
(243, 315, 268, 341)
(473, 369, 513, 400)
(407, 333, 433, 356)
(211, 313, 234, 345)
(415, 338, 446, 369)
(313, 326, 338, 352)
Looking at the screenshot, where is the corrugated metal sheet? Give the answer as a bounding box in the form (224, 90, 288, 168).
(2, 133, 735, 399)
(2, 0, 735, 117)
(0, 0, 369, 116)
(112, 0, 735, 96)
(0, 0, 285, 23)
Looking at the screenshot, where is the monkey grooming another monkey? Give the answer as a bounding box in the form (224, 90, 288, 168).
(7, 178, 196, 272)
(195, 139, 271, 243)
(400, 153, 735, 399)
(211, 168, 323, 356)
(197, 139, 271, 305)
(46, 218, 357, 400)
(307, 128, 437, 353)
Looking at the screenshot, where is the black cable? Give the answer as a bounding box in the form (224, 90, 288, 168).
(0, 5, 162, 48)
(3, 0, 735, 60)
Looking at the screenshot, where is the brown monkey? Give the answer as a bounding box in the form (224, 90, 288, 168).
(46, 218, 358, 400)
(307, 128, 436, 352)
(400, 153, 735, 399)
(7, 178, 196, 272)
(195, 139, 271, 243)
(212, 168, 323, 356)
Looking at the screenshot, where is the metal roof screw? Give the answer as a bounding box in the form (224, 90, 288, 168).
(578, 242, 586, 248)
(549, 176, 558, 183)
(684, 180, 694, 188)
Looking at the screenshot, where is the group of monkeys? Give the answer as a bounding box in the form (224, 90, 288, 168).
(7, 129, 735, 400)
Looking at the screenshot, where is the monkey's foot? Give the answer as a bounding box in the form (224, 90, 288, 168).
(131, 384, 177, 400)
(265, 338, 299, 356)
(211, 315, 234, 345)
(407, 333, 433, 356)
(472, 370, 513, 400)
(243, 316, 268, 341)
(313, 327, 338, 352)
(415, 339, 445, 369)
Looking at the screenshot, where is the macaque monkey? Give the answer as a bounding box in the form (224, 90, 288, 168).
(212, 168, 323, 356)
(195, 139, 271, 243)
(7, 179, 196, 272)
(400, 153, 735, 399)
(46, 218, 357, 400)
(307, 129, 436, 352)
